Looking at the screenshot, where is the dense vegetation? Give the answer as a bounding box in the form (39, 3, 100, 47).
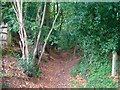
(1, 2, 120, 88)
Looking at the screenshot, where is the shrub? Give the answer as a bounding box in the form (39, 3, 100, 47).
(15, 53, 43, 78)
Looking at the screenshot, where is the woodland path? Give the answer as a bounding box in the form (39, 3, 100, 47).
(39, 51, 80, 88)
(1, 51, 82, 88)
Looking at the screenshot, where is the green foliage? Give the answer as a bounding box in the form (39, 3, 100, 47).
(49, 35, 58, 46)
(70, 65, 83, 77)
(0, 72, 3, 78)
(15, 53, 43, 78)
(24, 19, 40, 41)
(2, 47, 15, 56)
(2, 2, 19, 32)
(71, 80, 79, 87)
(0, 84, 9, 88)
(2, 2, 120, 88)
(62, 2, 119, 88)
(71, 55, 117, 88)
(23, 2, 42, 21)
(59, 2, 120, 51)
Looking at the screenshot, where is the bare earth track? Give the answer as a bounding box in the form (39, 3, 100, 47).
(1, 51, 84, 88)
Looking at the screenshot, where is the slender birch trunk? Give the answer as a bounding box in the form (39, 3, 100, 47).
(13, 0, 28, 62)
(32, 3, 46, 62)
(38, 9, 60, 66)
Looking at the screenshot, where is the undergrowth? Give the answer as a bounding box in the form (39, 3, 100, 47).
(13, 53, 43, 78)
(1, 46, 43, 78)
(0, 84, 9, 88)
(70, 54, 117, 88)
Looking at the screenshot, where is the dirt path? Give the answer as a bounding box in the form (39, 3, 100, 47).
(39, 51, 80, 88)
(2, 51, 80, 88)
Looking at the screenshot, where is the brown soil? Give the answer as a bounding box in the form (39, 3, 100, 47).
(1, 51, 86, 88)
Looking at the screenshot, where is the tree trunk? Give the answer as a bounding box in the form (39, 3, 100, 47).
(44, 2, 51, 59)
(38, 9, 60, 66)
(53, 3, 55, 18)
(0, 2, 1, 24)
(36, 6, 42, 26)
(56, 2, 59, 13)
(59, 9, 63, 32)
(45, 2, 50, 27)
(13, 0, 28, 63)
(32, 3, 46, 67)
(112, 51, 118, 76)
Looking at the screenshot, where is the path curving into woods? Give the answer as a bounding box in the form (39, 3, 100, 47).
(2, 51, 85, 88)
(38, 51, 80, 88)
